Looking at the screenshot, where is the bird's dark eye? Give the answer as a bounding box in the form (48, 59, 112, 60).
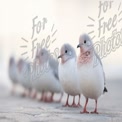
(84, 40, 86, 43)
(65, 50, 67, 53)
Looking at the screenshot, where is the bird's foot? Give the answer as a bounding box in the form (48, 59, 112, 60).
(43, 93, 54, 103)
(63, 103, 71, 107)
(71, 103, 79, 107)
(45, 99, 53, 103)
(80, 110, 89, 114)
(77, 103, 82, 107)
(43, 97, 53, 103)
(91, 110, 99, 114)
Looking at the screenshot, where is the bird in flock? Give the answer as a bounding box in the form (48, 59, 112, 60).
(17, 59, 32, 97)
(33, 48, 63, 102)
(9, 56, 19, 94)
(58, 43, 81, 107)
(77, 34, 107, 114)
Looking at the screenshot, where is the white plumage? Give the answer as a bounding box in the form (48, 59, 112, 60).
(33, 61, 63, 93)
(77, 55, 104, 100)
(17, 60, 31, 90)
(58, 43, 81, 107)
(77, 34, 107, 113)
(9, 57, 18, 85)
(32, 48, 63, 102)
(59, 58, 80, 96)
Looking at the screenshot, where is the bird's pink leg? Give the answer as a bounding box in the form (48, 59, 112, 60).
(71, 95, 81, 107)
(80, 98, 89, 114)
(91, 100, 98, 114)
(63, 94, 70, 107)
(44, 92, 54, 103)
(39, 91, 45, 101)
(77, 94, 81, 107)
(71, 96, 78, 107)
(48, 92, 54, 102)
(58, 93, 63, 102)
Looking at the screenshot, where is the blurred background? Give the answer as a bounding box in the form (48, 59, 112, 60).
(0, 0, 122, 89)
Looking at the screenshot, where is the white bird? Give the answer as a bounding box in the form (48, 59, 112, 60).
(9, 56, 19, 93)
(32, 48, 63, 102)
(58, 43, 81, 107)
(17, 59, 32, 97)
(77, 34, 107, 114)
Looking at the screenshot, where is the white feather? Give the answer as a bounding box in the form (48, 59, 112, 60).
(59, 58, 81, 96)
(17, 61, 32, 89)
(77, 55, 104, 100)
(32, 61, 63, 93)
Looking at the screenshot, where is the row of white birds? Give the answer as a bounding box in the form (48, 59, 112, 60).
(9, 34, 108, 114)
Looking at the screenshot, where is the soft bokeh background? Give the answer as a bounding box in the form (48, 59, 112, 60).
(0, 0, 122, 89)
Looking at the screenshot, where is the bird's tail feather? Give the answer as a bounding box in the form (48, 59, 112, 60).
(103, 87, 108, 94)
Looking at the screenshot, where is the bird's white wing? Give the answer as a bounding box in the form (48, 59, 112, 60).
(95, 52, 106, 84)
(94, 52, 108, 93)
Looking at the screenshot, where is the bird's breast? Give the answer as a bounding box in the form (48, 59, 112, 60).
(59, 59, 81, 95)
(77, 61, 104, 99)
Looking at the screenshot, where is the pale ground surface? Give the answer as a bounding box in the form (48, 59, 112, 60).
(0, 80, 122, 122)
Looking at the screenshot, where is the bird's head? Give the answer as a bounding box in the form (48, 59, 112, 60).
(38, 48, 49, 64)
(58, 43, 76, 64)
(77, 34, 94, 56)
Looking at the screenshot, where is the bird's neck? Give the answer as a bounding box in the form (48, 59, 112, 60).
(78, 50, 94, 65)
(61, 57, 75, 64)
